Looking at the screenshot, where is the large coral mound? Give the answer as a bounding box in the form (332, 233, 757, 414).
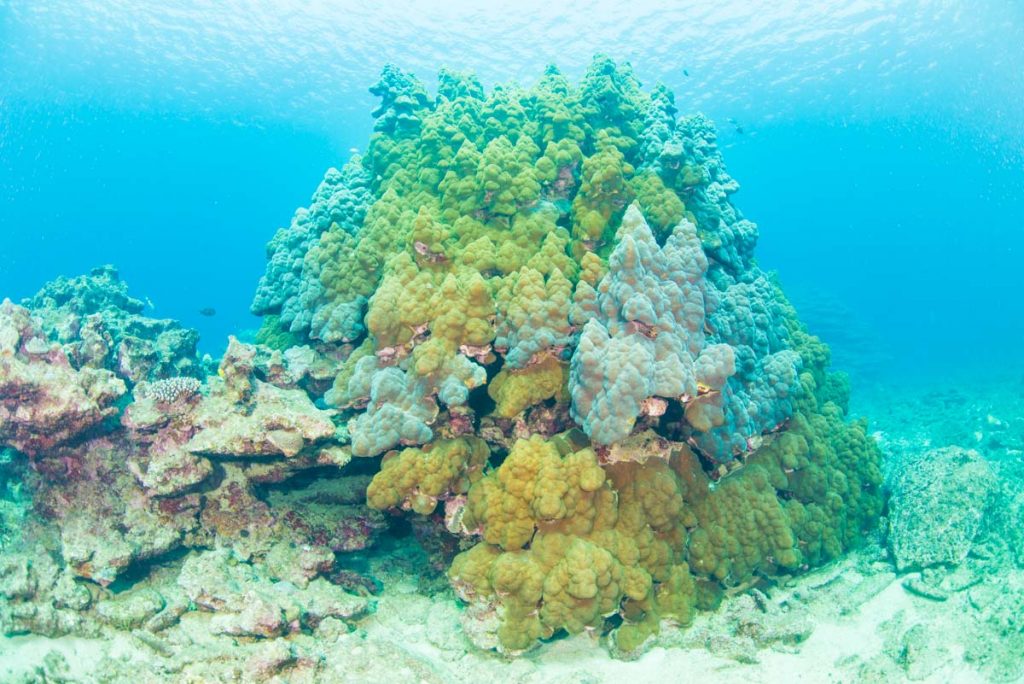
(248, 56, 884, 654)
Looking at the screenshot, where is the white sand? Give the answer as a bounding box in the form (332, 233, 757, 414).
(0, 554, 995, 684)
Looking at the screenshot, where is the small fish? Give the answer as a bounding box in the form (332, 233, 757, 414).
(735, 126, 745, 135)
(145, 297, 155, 309)
(683, 69, 689, 77)
(199, 307, 217, 317)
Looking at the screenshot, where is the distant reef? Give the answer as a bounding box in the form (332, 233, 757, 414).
(0, 57, 883, 669)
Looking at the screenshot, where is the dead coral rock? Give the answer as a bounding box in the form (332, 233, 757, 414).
(674, 589, 813, 663)
(266, 476, 388, 553)
(58, 494, 198, 586)
(0, 300, 126, 456)
(217, 335, 257, 404)
(186, 379, 336, 458)
(0, 555, 36, 600)
(197, 453, 365, 563)
(95, 587, 166, 630)
(264, 540, 335, 589)
(120, 344, 354, 559)
(241, 637, 298, 681)
(895, 623, 950, 681)
(121, 380, 215, 497)
(178, 548, 288, 613)
(177, 549, 370, 638)
(210, 593, 294, 638)
(21, 265, 204, 383)
(252, 343, 345, 397)
(30, 435, 201, 585)
(888, 446, 996, 571)
(129, 446, 213, 497)
(901, 576, 950, 602)
(198, 462, 281, 558)
(962, 581, 1024, 682)
(0, 547, 96, 637)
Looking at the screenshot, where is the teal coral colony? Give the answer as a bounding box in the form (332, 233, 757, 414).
(1, 56, 884, 664)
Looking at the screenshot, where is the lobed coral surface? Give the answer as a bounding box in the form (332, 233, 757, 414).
(249, 56, 884, 653)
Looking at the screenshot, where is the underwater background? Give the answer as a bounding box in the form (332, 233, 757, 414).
(2, 1, 1022, 384)
(2, 3, 1024, 683)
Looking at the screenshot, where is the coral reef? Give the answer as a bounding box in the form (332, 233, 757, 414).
(0, 56, 886, 670)
(1, 279, 380, 641)
(0, 300, 125, 456)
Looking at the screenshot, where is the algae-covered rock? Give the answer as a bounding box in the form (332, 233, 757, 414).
(178, 548, 370, 638)
(185, 379, 336, 458)
(95, 587, 165, 629)
(888, 446, 995, 570)
(0, 556, 35, 600)
(0, 300, 126, 457)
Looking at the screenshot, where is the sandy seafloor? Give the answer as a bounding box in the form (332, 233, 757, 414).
(1, 371, 1021, 684)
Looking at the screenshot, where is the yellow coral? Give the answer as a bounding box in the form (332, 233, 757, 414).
(428, 270, 495, 350)
(463, 435, 605, 550)
(366, 436, 489, 515)
(488, 356, 568, 418)
(578, 251, 607, 287)
(365, 253, 436, 348)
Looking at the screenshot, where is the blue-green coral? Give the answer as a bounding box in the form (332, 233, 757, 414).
(252, 159, 373, 338)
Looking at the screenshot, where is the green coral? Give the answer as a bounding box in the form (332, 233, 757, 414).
(254, 315, 304, 351)
(570, 132, 636, 246)
(577, 55, 648, 154)
(630, 170, 686, 239)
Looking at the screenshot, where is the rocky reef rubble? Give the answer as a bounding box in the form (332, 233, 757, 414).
(13, 327, 383, 587)
(0, 300, 125, 456)
(0, 271, 388, 680)
(21, 265, 207, 384)
(888, 446, 996, 572)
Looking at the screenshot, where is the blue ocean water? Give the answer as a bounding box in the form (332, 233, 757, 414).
(2, 0, 1022, 385)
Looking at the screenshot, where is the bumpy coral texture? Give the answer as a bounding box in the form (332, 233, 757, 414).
(569, 204, 734, 446)
(246, 56, 884, 655)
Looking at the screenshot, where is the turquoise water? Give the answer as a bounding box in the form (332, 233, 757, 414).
(3, 1, 1022, 379)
